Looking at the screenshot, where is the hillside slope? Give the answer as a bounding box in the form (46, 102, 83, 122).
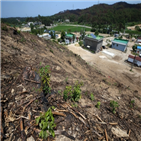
(52, 2, 141, 24)
(1, 24, 141, 141)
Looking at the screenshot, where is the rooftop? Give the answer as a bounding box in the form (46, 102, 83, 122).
(66, 33, 74, 38)
(113, 38, 128, 44)
(86, 34, 103, 40)
(128, 55, 141, 62)
(137, 46, 141, 49)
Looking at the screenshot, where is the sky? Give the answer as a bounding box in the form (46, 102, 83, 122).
(1, 0, 141, 18)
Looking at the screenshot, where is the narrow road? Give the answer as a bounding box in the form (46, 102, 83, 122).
(61, 24, 92, 29)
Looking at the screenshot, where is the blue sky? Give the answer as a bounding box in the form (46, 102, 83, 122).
(1, 0, 140, 18)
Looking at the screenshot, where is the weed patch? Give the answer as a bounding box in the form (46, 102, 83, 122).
(39, 65, 51, 94)
(110, 101, 119, 114)
(63, 81, 83, 102)
(90, 93, 94, 101)
(50, 49, 54, 54)
(130, 100, 135, 108)
(36, 106, 56, 139)
(95, 101, 101, 109)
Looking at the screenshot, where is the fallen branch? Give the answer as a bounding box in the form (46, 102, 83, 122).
(20, 118, 26, 141)
(15, 96, 41, 113)
(92, 130, 102, 137)
(84, 138, 88, 141)
(98, 136, 104, 140)
(27, 122, 75, 140)
(23, 98, 37, 112)
(52, 112, 66, 117)
(54, 117, 65, 125)
(70, 111, 86, 125)
(104, 129, 108, 141)
(109, 122, 118, 125)
(57, 109, 87, 125)
(87, 111, 104, 122)
(87, 119, 94, 141)
(1, 108, 4, 141)
(67, 103, 86, 120)
(128, 129, 131, 136)
(24, 78, 40, 84)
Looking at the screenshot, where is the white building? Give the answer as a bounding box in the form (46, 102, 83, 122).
(27, 22, 34, 26)
(65, 19, 70, 22)
(128, 55, 141, 67)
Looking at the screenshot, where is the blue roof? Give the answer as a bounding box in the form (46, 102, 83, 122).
(90, 33, 96, 39)
(49, 30, 55, 33)
(137, 46, 141, 49)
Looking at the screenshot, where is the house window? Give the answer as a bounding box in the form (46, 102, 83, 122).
(117, 44, 118, 46)
(113, 43, 115, 46)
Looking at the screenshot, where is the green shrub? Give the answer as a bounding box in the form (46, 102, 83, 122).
(36, 106, 56, 139)
(130, 100, 135, 108)
(63, 81, 83, 102)
(110, 101, 119, 114)
(63, 85, 72, 101)
(79, 41, 83, 46)
(50, 49, 54, 54)
(95, 30, 99, 36)
(39, 65, 51, 94)
(71, 81, 83, 102)
(95, 101, 101, 109)
(90, 93, 94, 101)
(58, 38, 61, 42)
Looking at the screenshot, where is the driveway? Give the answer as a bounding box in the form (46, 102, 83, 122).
(67, 42, 141, 92)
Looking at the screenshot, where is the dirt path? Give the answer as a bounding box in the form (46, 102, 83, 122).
(67, 43, 141, 93)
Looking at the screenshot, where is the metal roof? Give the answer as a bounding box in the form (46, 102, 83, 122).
(137, 46, 141, 49)
(90, 33, 96, 39)
(112, 38, 128, 45)
(128, 55, 141, 62)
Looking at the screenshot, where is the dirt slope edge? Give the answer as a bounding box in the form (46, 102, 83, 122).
(1, 24, 141, 141)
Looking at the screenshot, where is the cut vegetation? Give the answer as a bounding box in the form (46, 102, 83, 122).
(1, 23, 141, 141)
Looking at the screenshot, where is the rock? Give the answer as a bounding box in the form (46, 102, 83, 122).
(27, 136, 35, 141)
(11, 89, 14, 95)
(22, 88, 26, 92)
(56, 66, 61, 71)
(17, 138, 22, 141)
(111, 126, 129, 138)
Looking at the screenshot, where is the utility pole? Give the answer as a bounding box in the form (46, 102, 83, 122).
(130, 54, 136, 71)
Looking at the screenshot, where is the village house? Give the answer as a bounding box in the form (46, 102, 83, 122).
(65, 19, 70, 22)
(111, 38, 128, 52)
(136, 46, 141, 54)
(136, 37, 141, 44)
(128, 55, 141, 67)
(27, 22, 34, 26)
(65, 33, 76, 44)
(83, 34, 103, 53)
(34, 21, 42, 26)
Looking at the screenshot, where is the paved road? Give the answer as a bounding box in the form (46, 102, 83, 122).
(63, 24, 92, 29)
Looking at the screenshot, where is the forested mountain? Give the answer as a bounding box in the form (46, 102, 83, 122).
(51, 2, 141, 25)
(2, 2, 141, 30)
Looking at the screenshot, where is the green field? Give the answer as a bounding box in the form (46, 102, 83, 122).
(50, 25, 91, 32)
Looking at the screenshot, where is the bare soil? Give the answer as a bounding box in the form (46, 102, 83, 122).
(1, 23, 141, 141)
